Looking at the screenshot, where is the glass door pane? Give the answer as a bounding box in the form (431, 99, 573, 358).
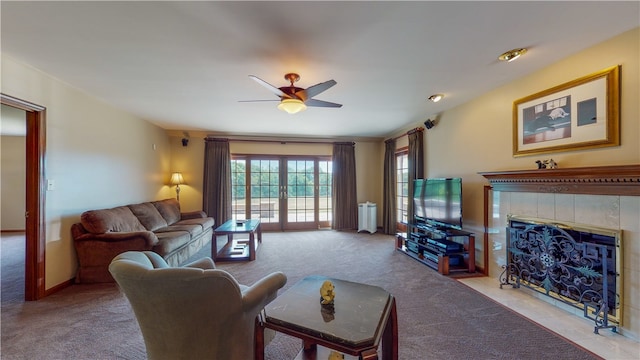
(231, 159, 247, 220)
(249, 159, 280, 230)
(396, 152, 409, 224)
(284, 159, 316, 230)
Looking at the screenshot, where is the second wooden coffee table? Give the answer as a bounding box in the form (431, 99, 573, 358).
(212, 219, 261, 261)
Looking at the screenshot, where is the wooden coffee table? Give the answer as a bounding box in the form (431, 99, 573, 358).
(212, 219, 261, 261)
(255, 275, 398, 360)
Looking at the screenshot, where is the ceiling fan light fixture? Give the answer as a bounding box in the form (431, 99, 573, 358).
(428, 94, 444, 103)
(498, 48, 527, 62)
(277, 98, 307, 114)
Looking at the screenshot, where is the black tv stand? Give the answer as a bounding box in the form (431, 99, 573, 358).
(396, 221, 475, 275)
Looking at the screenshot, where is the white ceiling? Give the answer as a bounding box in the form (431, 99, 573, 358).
(2, 1, 638, 139)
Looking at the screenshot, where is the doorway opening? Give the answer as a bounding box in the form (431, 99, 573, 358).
(1, 93, 46, 301)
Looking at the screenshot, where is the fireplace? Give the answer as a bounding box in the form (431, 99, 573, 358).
(501, 215, 622, 333)
(480, 165, 639, 340)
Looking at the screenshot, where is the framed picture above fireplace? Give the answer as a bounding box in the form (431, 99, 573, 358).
(512, 65, 620, 157)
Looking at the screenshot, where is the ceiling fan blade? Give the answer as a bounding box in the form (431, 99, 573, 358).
(305, 98, 342, 108)
(248, 75, 291, 99)
(238, 99, 280, 102)
(296, 79, 337, 100)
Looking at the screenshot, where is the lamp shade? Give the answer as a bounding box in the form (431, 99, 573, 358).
(277, 98, 307, 114)
(170, 172, 185, 186)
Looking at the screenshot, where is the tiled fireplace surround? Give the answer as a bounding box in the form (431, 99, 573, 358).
(480, 165, 640, 342)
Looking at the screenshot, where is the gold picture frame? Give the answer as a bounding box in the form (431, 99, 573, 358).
(513, 65, 620, 157)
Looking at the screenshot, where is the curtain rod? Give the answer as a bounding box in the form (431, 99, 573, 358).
(386, 127, 424, 143)
(205, 137, 344, 145)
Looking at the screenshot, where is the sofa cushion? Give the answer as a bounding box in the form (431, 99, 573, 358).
(155, 224, 203, 237)
(175, 217, 215, 230)
(152, 231, 192, 255)
(81, 206, 146, 234)
(128, 202, 168, 231)
(152, 199, 181, 225)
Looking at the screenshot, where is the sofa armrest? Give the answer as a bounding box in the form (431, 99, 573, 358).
(73, 231, 161, 283)
(181, 210, 207, 220)
(74, 231, 159, 248)
(241, 272, 287, 312)
(183, 257, 216, 270)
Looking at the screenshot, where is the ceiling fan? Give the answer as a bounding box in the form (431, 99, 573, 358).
(243, 73, 342, 114)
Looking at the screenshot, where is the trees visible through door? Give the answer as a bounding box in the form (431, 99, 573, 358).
(231, 156, 332, 231)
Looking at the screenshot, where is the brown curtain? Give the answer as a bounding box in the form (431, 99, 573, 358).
(382, 138, 397, 234)
(331, 142, 357, 230)
(203, 137, 232, 227)
(407, 129, 424, 222)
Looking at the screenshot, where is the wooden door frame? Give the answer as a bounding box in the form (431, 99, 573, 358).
(1, 93, 46, 300)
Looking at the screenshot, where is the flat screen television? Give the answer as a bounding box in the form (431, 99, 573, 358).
(413, 177, 463, 230)
(413, 179, 426, 219)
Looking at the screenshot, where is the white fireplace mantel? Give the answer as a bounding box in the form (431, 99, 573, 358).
(479, 164, 640, 196)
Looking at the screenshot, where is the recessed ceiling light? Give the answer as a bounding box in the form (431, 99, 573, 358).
(428, 94, 444, 103)
(498, 48, 527, 62)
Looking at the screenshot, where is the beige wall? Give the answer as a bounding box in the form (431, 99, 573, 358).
(1, 135, 26, 230)
(390, 27, 639, 236)
(173, 28, 639, 237)
(1, 55, 173, 288)
(169, 135, 384, 220)
(167, 135, 206, 212)
(2, 27, 637, 290)
(354, 141, 383, 206)
(379, 31, 640, 340)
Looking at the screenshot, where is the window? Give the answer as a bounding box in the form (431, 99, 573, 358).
(396, 149, 409, 225)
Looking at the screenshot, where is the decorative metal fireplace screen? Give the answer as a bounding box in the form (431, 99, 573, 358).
(500, 215, 622, 334)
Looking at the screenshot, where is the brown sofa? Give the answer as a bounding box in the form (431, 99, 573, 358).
(71, 198, 214, 283)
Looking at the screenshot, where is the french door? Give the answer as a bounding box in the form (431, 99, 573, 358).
(231, 156, 332, 231)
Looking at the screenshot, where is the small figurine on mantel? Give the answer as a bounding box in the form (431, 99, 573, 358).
(320, 280, 335, 305)
(535, 159, 558, 169)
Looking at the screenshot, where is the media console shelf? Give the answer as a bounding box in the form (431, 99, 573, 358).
(396, 222, 475, 275)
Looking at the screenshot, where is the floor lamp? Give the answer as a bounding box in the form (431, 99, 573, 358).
(170, 172, 185, 202)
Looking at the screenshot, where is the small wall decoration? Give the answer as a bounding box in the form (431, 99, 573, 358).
(513, 65, 620, 157)
(535, 159, 558, 169)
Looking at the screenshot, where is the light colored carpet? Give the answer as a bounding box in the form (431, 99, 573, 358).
(1, 230, 601, 359)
